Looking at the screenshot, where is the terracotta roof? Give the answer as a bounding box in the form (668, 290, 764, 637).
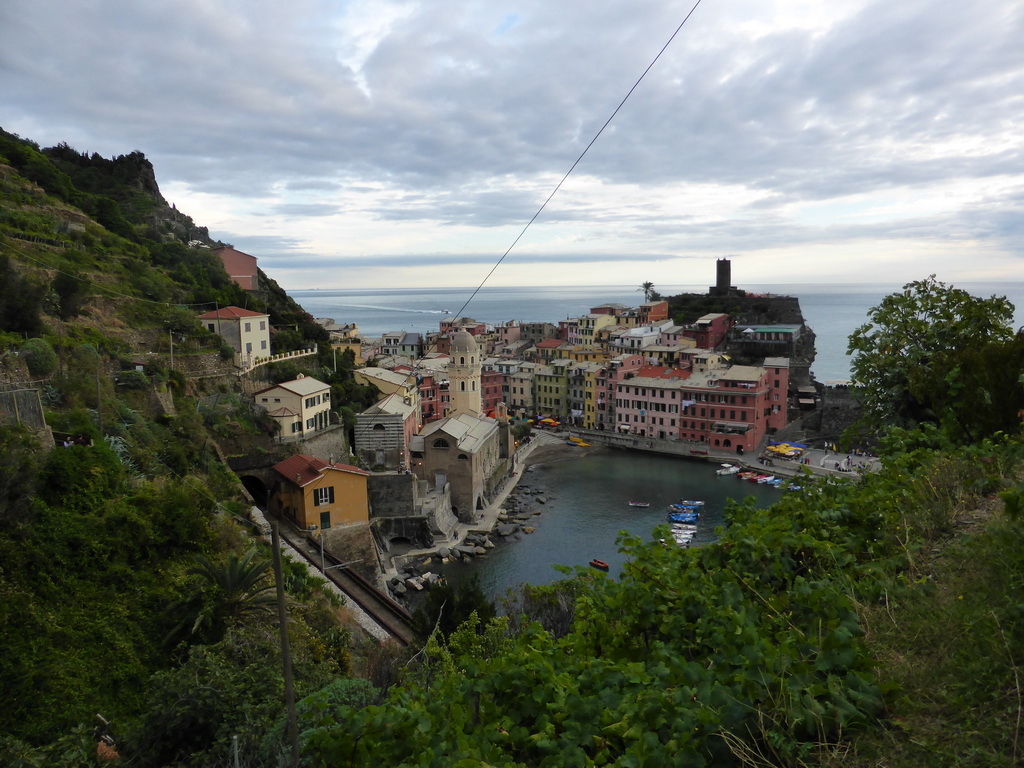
(198, 306, 268, 320)
(635, 365, 691, 380)
(536, 339, 564, 348)
(272, 454, 369, 486)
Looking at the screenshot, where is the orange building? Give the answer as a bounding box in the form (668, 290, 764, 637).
(271, 454, 370, 531)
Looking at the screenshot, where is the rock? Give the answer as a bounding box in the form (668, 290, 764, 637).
(497, 523, 518, 536)
(483, 538, 495, 549)
(405, 578, 424, 591)
(438, 546, 451, 558)
(533, 510, 543, 515)
(536, 496, 547, 504)
(455, 545, 478, 557)
(450, 548, 463, 559)
(523, 526, 536, 534)
(474, 546, 487, 555)
(392, 582, 407, 595)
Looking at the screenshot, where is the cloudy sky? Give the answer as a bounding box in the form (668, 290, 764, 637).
(2, 0, 1023, 290)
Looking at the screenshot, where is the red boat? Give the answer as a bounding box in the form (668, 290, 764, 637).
(589, 559, 610, 571)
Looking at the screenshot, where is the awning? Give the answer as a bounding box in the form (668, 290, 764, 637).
(712, 421, 751, 434)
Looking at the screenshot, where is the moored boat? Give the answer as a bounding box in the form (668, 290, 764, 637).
(628, 501, 650, 507)
(589, 559, 610, 571)
(667, 510, 699, 523)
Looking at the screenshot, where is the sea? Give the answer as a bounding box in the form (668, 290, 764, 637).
(289, 281, 1024, 597)
(290, 281, 1024, 382)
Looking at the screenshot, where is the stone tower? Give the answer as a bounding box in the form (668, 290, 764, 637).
(449, 329, 482, 417)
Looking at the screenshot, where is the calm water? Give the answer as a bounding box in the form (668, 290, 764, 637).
(437, 449, 782, 599)
(292, 282, 1024, 382)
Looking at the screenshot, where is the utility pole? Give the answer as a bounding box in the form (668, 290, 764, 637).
(271, 523, 300, 767)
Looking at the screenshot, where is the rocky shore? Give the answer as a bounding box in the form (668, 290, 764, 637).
(387, 432, 597, 599)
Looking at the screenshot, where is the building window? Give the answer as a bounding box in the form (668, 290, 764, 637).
(458, 453, 469, 461)
(244, 322, 251, 332)
(320, 511, 331, 529)
(433, 438, 450, 449)
(207, 323, 216, 332)
(260, 321, 267, 330)
(314, 487, 335, 506)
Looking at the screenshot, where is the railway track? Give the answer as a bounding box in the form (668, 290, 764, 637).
(277, 522, 416, 646)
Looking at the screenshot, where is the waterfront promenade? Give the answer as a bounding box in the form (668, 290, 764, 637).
(569, 427, 880, 481)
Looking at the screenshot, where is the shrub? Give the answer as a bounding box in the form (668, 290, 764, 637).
(20, 338, 57, 377)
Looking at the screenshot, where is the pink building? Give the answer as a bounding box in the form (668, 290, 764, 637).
(593, 354, 645, 431)
(681, 313, 733, 351)
(212, 246, 259, 291)
(481, 368, 503, 417)
(417, 371, 449, 424)
(614, 359, 790, 455)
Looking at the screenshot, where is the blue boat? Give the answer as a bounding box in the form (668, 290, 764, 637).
(669, 502, 702, 512)
(667, 510, 699, 524)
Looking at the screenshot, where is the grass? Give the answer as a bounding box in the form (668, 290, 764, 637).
(839, 496, 1024, 767)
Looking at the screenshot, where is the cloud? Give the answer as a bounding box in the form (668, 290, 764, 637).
(1, 0, 1023, 288)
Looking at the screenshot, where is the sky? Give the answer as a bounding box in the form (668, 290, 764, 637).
(1, 0, 1023, 290)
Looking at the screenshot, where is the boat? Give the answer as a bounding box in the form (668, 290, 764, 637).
(628, 501, 650, 507)
(717, 464, 740, 476)
(757, 475, 775, 484)
(677, 499, 705, 506)
(589, 559, 610, 571)
(667, 510, 699, 523)
(670, 502, 702, 511)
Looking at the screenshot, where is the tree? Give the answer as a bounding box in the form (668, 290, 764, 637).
(51, 269, 90, 320)
(638, 281, 655, 302)
(410, 574, 496, 644)
(164, 549, 276, 649)
(848, 276, 1015, 435)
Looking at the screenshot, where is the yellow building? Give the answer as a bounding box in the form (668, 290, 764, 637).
(271, 454, 370, 531)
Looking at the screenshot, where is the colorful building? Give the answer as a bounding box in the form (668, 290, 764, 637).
(254, 375, 332, 439)
(198, 306, 270, 368)
(270, 454, 369, 531)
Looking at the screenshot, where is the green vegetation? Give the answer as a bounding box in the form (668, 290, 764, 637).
(848, 275, 1018, 438)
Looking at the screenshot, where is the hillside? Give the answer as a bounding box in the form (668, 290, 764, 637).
(0, 129, 381, 764)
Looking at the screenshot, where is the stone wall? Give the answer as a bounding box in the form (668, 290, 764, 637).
(368, 473, 416, 518)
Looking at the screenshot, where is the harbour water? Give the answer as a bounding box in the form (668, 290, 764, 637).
(436, 448, 782, 600)
(291, 282, 1024, 383)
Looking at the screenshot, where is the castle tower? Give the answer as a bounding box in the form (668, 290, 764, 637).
(710, 258, 735, 296)
(449, 329, 482, 417)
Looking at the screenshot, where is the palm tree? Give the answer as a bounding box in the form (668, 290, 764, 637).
(638, 281, 655, 302)
(164, 549, 277, 649)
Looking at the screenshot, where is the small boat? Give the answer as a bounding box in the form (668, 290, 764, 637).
(757, 475, 775, 485)
(717, 464, 740, 476)
(667, 511, 699, 523)
(589, 559, 610, 571)
(670, 502, 702, 511)
(628, 501, 650, 507)
(677, 499, 705, 506)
